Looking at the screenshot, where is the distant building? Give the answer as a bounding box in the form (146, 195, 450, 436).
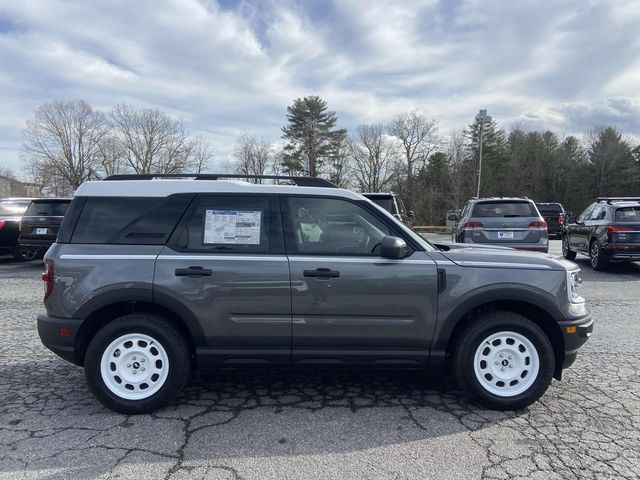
(0, 175, 42, 197)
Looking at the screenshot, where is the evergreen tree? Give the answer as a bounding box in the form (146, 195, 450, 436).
(281, 96, 347, 177)
(464, 117, 509, 197)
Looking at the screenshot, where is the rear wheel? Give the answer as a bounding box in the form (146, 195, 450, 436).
(562, 235, 576, 260)
(12, 244, 40, 262)
(84, 313, 191, 414)
(453, 311, 555, 410)
(589, 239, 608, 271)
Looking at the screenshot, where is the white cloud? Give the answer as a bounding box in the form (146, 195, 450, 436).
(0, 0, 638, 173)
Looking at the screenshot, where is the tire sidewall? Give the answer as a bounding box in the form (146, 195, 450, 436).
(562, 235, 576, 260)
(455, 312, 555, 410)
(85, 314, 190, 414)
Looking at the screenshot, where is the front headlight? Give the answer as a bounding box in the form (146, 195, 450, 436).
(567, 270, 584, 303)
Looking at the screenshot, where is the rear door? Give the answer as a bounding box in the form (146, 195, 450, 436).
(282, 195, 438, 366)
(470, 201, 542, 244)
(153, 194, 292, 366)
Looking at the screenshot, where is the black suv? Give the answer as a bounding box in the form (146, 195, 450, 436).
(536, 203, 566, 238)
(562, 197, 640, 270)
(0, 197, 37, 261)
(19, 198, 71, 258)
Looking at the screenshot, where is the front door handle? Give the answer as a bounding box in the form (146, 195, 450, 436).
(303, 268, 340, 278)
(175, 266, 213, 277)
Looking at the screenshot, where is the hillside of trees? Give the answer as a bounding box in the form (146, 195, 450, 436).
(16, 97, 640, 224)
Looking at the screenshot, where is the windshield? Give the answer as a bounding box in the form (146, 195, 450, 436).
(25, 201, 70, 216)
(0, 201, 30, 217)
(537, 204, 563, 214)
(473, 201, 537, 217)
(615, 206, 640, 223)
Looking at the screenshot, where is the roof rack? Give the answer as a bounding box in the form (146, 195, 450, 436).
(597, 197, 640, 204)
(104, 174, 338, 188)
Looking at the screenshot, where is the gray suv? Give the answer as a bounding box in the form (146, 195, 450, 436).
(38, 175, 592, 414)
(452, 197, 549, 252)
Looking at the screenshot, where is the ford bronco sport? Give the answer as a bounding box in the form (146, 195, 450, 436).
(38, 174, 593, 414)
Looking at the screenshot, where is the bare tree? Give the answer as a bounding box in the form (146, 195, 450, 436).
(387, 111, 440, 207)
(447, 129, 472, 210)
(183, 136, 213, 174)
(96, 134, 126, 177)
(110, 104, 206, 174)
(233, 134, 271, 182)
(22, 100, 108, 192)
(347, 123, 396, 192)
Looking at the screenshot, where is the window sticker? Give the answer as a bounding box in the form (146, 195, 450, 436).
(204, 210, 262, 245)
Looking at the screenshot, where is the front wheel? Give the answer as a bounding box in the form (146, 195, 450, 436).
(453, 311, 555, 410)
(562, 235, 576, 260)
(84, 313, 191, 414)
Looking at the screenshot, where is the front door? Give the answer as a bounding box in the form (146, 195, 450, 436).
(282, 195, 439, 366)
(153, 194, 291, 366)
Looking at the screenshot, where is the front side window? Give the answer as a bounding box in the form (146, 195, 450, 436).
(172, 195, 279, 254)
(284, 196, 392, 255)
(578, 203, 596, 223)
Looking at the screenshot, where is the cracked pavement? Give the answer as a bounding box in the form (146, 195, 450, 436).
(1, 240, 639, 479)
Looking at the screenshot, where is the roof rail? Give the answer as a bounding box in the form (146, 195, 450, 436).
(104, 174, 338, 188)
(597, 197, 640, 204)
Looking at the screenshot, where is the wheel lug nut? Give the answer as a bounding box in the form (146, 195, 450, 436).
(132, 356, 136, 360)
(141, 358, 145, 362)
(127, 363, 131, 368)
(499, 354, 504, 358)
(141, 367, 145, 371)
(133, 371, 137, 374)
(508, 355, 512, 360)
(495, 361, 499, 365)
(501, 367, 505, 372)
(509, 365, 513, 368)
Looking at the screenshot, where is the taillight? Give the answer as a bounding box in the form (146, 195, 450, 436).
(529, 220, 547, 228)
(558, 214, 565, 224)
(607, 226, 633, 233)
(42, 260, 54, 301)
(0, 220, 4, 229)
(463, 222, 483, 229)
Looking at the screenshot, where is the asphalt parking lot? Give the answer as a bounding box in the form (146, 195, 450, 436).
(1, 240, 639, 480)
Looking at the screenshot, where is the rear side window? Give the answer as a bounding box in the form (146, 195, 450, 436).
(71, 195, 192, 244)
(615, 206, 640, 222)
(472, 201, 537, 217)
(171, 195, 281, 254)
(25, 201, 69, 216)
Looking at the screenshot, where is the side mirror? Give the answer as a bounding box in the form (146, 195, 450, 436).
(380, 236, 410, 259)
(566, 215, 578, 224)
(407, 210, 415, 218)
(447, 213, 458, 221)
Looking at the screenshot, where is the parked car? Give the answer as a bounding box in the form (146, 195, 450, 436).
(0, 197, 38, 261)
(19, 198, 71, 258)
(562, 197, 640, 270)
(451, 197, 549, 252)
(361, 192, 414, 226)
(38, 174, 591, 414)
(536, 202, 566, 238)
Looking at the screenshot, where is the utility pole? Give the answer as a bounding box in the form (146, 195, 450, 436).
(476, 109, 492, 198)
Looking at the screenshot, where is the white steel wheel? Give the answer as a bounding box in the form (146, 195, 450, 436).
(473, 331, 540, 397)
(100, 333, 169, 400)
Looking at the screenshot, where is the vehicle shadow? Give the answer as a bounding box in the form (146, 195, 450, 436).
(1, 362, 521, 478)
(571, 257, 640, 282)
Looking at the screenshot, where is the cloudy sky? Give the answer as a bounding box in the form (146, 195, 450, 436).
(1, 0, 639, 172)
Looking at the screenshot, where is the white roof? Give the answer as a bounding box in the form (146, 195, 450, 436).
(74, 179, 363, 200)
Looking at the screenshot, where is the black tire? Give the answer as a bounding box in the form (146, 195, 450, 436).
(561, 235, 576, 260)
(12, 243, 39, 262)
(84, 313, 191, 414)
(452, 311, 555, 410)
(589, 239, 608, 271)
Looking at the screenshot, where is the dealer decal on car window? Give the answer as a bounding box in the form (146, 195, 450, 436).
(203, 210, 262, 245)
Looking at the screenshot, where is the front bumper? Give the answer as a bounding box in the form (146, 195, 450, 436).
(37, 313, 83, 365)
(558, 313, 594, 368)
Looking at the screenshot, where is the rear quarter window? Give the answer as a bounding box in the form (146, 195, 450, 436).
(70, 195, 192, 244)
(472, 202, 537, 217)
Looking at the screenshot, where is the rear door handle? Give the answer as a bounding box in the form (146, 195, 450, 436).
(303, 268, 340, 278)
(175, 266, 213, 277)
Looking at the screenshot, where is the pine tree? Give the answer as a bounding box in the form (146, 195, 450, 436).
(281, 96, 347, 177)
